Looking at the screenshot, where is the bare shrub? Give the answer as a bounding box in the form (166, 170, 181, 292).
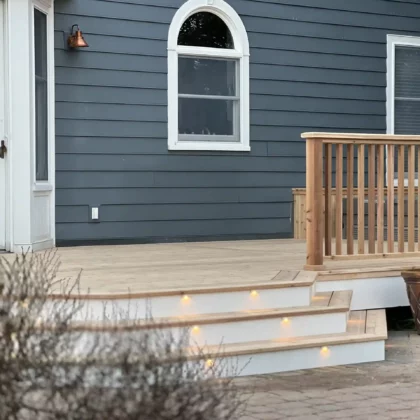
(0, 252, 247, 420)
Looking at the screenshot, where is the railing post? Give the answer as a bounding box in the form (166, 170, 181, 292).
(305, 137, 325, 270)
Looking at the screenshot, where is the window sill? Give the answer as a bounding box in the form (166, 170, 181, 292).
(169, 142, 250, 152)
(33, 183, 53, 192)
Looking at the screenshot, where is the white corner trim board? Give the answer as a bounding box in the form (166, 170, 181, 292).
(167, 0, 250, 151)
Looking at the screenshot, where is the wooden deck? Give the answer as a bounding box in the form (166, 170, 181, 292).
(53, 239, 307, 294)
(0, 239, 417, 296)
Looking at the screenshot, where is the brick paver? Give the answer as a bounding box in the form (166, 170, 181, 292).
(237, 331, 420, 419)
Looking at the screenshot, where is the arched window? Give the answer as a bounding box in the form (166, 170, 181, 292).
(168, 0, 250, 151)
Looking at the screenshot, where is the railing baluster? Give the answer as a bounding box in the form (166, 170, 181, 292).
(336, 144, 343, 255)
(376, 145, 385, 254)
(398, 145, 405, 253)
(368, 144, 376, 254)
(346, 144, 354, 255)
(408, 145, 415, 252)
(387, 144, 395, 253)
(357, 144, 365, 254)
(324, 144, 332, 257)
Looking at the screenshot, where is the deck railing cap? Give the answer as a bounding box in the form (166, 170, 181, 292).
(301, 132, 420, 141)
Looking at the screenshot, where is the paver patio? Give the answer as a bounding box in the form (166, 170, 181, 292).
(238, 331, 420, 419)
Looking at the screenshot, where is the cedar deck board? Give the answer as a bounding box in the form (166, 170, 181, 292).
(0, 239, 416, 296)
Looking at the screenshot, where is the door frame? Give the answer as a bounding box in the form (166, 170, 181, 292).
(1, 0, 10, 250)
(2, 0, 55, 253)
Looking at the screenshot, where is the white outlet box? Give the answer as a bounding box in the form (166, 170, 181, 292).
(91, 207, 99, 220)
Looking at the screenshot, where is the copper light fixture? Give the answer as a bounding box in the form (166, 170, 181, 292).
(67, 24, 89, 49)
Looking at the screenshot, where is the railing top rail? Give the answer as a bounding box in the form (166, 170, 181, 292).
(301, 132, 420, 144)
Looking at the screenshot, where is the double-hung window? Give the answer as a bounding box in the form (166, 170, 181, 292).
(387, 35, 420, 182)
(178, 51, 239, 142)
(168, 0, 250, 151)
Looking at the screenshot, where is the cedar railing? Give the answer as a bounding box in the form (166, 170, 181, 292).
(302, 132, 420, 270)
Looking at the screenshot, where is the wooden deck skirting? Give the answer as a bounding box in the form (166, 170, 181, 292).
(302, 132, 420, 270)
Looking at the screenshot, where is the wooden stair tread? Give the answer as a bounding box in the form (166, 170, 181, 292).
(271, 270, 317, 286)
(191, 309, 387, 358)
(366, 309, 387, 336)
(68, 291, 352, 331)
(329, 290, 353, 308)
(347, 310, 366, 334)
(311, 291, 332, 307)
(271, 270, 299, 282)
(310, 290, 352, 308)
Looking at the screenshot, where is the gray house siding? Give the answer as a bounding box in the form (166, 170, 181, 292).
(54, 0, 417, 244)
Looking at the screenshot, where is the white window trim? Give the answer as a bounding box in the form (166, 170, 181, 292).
(167, 0, 250, 152)
(31, 0, 56, 248)
(386, 34, 420, 187)
(31, 0, 55, 191)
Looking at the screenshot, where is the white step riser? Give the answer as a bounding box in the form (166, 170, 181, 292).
(63, 285, 314, 320)
(43, 340, 385, 380)
(166, 311, 348, 346)
(215, 340, 385, 377)
(316, 277, 409, 310)
(65, 311, 347, 351)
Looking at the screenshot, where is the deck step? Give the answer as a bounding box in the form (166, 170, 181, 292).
(191, 309, 387, 376)
(68, 270, 318, 320)
(70, 291, 352, 346)
(142, 290, 352, 328)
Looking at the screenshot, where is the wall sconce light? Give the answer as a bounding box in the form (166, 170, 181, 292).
(67, 24, 89, 49)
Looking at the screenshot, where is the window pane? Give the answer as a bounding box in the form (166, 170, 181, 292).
(395, 100, 420, 134)
(34, 10, 47, 78)
(179, 57, 236, 96)
(395, 46, 420, 98)
(178, 98, 237, 137)
(34, 9, 48, 181)
(394, 101, 420, 173)
(178, 12, 234, 49)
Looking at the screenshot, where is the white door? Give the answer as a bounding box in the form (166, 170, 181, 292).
(0, 0, 6, 250)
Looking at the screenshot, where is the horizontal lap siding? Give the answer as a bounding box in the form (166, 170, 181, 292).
(54, 0, 415, 243)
